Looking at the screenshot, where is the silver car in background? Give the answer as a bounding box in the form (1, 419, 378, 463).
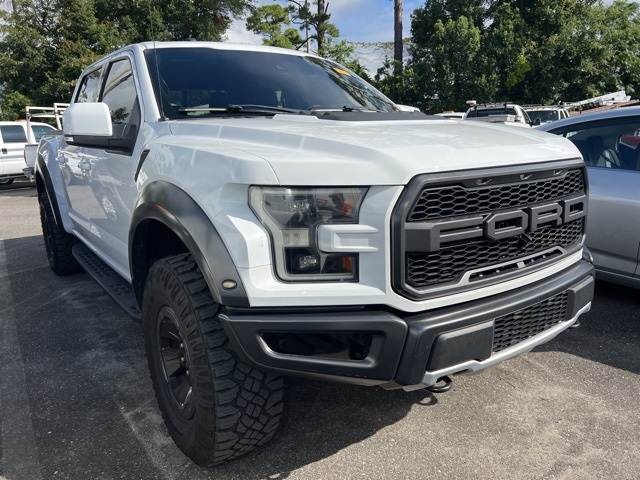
(539, 106, 640, 288)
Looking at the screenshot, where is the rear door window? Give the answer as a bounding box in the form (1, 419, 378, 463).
(0, 125, 27, 143)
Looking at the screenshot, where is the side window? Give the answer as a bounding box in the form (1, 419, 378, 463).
(100, 59, 138, 125)
(32, 125, 55, 141)
(76, 68, 102, 103)
(565, 118, 640, 171)
(0, 125, 27, 143)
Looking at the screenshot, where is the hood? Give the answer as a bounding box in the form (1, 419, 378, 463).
(168, 115, 581, 186)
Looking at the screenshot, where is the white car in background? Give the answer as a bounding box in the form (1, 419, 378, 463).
(464, 102, 532, 128)
(0, 121, 55, 185)
(524, 105, 570, 126)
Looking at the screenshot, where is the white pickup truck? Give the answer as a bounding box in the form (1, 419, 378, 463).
(22, 104, 68, 182)
(35, 41, 594, 466)
(464, 102, 533, 128)
(0, 119, 56, 185)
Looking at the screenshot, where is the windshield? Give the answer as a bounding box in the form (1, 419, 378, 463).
(527, 110, 559, 124)
(466, 107, 518, 118)
(145, 47, 398, 119)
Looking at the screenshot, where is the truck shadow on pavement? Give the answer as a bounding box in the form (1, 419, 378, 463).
(4, 234, 439, 480)
(0, 178, 36, 195)
(208, 379, 438, 479)
(6, 231, 638, 479)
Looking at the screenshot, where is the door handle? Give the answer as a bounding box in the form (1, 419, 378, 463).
(1, 148, 7, 154)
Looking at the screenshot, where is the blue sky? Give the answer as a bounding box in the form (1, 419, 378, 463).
(226, 0, 426, 71)
(227, 0, 426, 44)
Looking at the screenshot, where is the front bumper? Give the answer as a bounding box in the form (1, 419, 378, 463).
(220, 260, 594, 390)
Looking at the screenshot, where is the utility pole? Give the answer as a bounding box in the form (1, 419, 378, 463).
(305, 0, 310, 52)
(317, 0, 326, 57)
(394, 0, 403, 102)
(394, 0, 403, 66)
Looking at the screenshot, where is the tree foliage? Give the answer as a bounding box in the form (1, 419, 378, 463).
(3, 0, 640, 119)
(390, 0, 640, 112)
(245, 1, 366, 75)
(0, 0, 252, 119)
(246, 3, 303, 49)
(247, 0, 337, 55)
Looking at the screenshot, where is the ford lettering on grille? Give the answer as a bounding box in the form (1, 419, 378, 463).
(392, 163, 588, 299)
(406, 194, 587, 253)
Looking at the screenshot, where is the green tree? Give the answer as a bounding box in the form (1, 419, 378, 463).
(287, 0, 335, 56)
(244, 0, 367, 73)
(402, 0, 640, 111)
(413, 16, 488, 112)
(483, 3, 530, 100)
(94, 0, 252, 42)
(246, 3, 303, 48)
(411, 0, 486, 46)
(0, 91, 31, 121)
(550, 0, 640, 100)
(0, 0, 120, 115)
(247, 1, 337, 55)
(0, 0, 253, 119)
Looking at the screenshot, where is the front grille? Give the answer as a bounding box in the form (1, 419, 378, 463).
(392, 161, 587, 300)
(492, 291, 569, 353)
(408, 169, 584, 221)
(407, 219, 583, 287)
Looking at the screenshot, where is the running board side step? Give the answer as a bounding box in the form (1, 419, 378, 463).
(72, 244, 142, 320)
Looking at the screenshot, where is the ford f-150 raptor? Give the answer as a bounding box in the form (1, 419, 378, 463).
(35, 41, 594, 466)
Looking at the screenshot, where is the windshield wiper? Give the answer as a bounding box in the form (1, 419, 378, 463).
(178, 105, 300, 115)
(341, 106, 381, 113)
(232, 104, 300, 113)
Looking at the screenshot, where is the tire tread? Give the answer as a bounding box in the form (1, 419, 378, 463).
(39, 191, 82, 276)
(143, 253, 284, 466)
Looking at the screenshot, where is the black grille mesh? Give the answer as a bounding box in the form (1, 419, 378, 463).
(492, 291, 569, 353)
(408, 169, 584, 221)
(397, 167, 587, 293)
(406, 219, 584, 287)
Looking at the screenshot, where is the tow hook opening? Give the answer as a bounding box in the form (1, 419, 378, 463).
(569, 319, 580, 329)
(426, 375, 453, 393)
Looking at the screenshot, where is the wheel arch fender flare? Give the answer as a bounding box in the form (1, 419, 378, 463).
(129, 181, 250, 308)
(35, 151, 66, 230)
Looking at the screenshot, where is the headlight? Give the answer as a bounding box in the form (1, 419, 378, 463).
(249, 186, 368, 281)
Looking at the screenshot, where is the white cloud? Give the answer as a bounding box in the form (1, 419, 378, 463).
(224, 19, 263, 45)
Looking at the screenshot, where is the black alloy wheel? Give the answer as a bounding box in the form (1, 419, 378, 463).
(157, 306, 194, 419)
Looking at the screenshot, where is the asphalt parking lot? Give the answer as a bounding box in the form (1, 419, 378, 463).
(1, 179, 639, 480)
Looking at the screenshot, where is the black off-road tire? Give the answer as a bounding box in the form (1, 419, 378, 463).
(143, 254, 284, 466)
(39, 190, 82, 275)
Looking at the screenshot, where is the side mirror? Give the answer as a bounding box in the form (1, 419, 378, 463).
(62, 103, 116, 149)
(63, 102, 112, 137)
(533, 118, 541, 126)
